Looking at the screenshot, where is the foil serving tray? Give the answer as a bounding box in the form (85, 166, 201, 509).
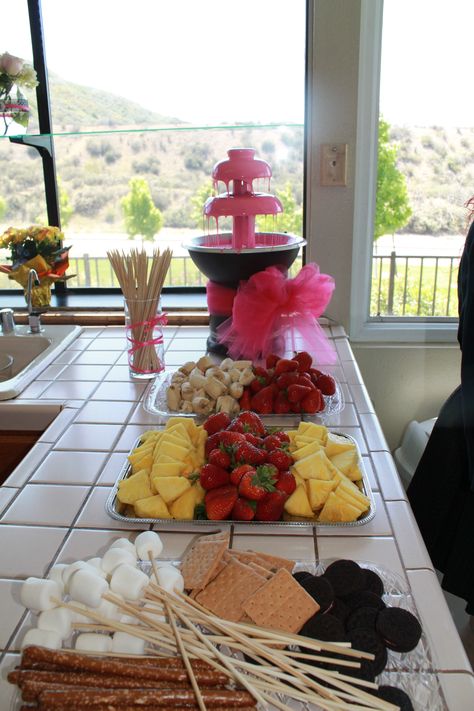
(143, 369, 345, 422)
(105, 429, 376, 528)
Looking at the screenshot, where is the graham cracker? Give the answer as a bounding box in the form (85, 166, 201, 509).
(228, 549, 294, 573)
(243, 568, 319, 634)
(195, 558, 267, 622)
(180, 536, 229, 591)
(248, 561, 274, 579)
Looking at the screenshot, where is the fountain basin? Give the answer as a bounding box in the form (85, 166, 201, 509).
(184, 232, 306, 286)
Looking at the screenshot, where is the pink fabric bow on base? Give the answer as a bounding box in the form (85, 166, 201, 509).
(216, 263, 337, 363)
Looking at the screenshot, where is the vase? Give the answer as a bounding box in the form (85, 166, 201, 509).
(23, 281, 51, 309)
(124, 297, 166, 379)
(0, 85, 30, 137)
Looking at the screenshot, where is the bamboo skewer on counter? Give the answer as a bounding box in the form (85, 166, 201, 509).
(107, 247, 172, 375)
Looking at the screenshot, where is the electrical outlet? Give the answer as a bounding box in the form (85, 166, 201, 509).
(320, 144, 348, 186)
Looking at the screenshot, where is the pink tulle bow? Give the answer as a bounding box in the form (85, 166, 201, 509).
(217, 264, 337, 363)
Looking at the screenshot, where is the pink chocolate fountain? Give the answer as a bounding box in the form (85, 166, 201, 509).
(185, 148, 306, 353)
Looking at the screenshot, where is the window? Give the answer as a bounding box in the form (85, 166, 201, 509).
(0, 0, 307, 301)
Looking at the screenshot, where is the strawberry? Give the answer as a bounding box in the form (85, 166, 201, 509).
(250, 385, 275, 414)
(275, 371, 299, 390)
(244, 432, 264, 447)
(200, 463, 230, 490)
(275, 470, 297, 497)
(239, 388, 252, 411)
(301, 388, 323, 414)
(238, 465, 278, 501)
(287, 383, 312, 403)
(296, 373, 316, 389)
(263, 434, 283, 451)
(274, 390, 291, 414)
(203, 412, 231, 436)
(290, 400, 302, 413)
(231, 497, 257, 521)
(208, 447, 231, 469)
(265, 353, 280, 369)
(235, 441, 267, 466)
(272, 430, 291, 445)
(205, 432, 221, 458)
(250, 377, 264, 394)
(236, 411, 266, 436)
(217, 430, 246, 447)
(230, 463, 255, 486)
(308, 367, 323, 385)
(205, 485, 238, 520)
(255, 491, 287, 521)
(267, 448, 293, 471)
(293, 351, 313, 373)
(316, 373, 336, 396)
(274, 358, 299, 376)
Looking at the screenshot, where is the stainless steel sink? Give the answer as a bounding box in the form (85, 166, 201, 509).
(0, 324, 83, 400)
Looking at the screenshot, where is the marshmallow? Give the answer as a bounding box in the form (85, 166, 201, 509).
(47, 564, 67, 595)
(20, 577, 62, 612)
(84, 558, 107, 579)
(112, 631, 146, 655)
(96, 594, 125, 621)
(156, 566, 184, 595)
(75, 633, 112, 653)
(62, 561, 102, 592)
(109, 537, 137, 558)
(38, 607, 73, 640)
(110, 564, 149, 601)
(22, 628, 62, 650)
(69, 569, 108, 608)
(101, 548, 137, 575)
(135, 531, 163, 561)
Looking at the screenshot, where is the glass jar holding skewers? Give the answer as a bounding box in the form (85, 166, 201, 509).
(124, 296, 167, 379)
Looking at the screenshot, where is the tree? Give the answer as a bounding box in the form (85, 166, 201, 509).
(374, 118, 412, 240)
(121, 177, 163, 242)
(0, 195, 6, 222)
(190, 180, 214, 228)
(256, 182, 303, 236)
(57, 177, 73, 227)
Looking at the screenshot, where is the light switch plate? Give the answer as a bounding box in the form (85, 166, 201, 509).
(320, 143, 348, 186)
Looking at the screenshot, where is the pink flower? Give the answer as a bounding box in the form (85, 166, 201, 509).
(0, 52, 24, 76)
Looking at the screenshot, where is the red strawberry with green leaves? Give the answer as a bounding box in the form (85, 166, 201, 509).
(200, 463, 230, 490)
(287, 383, 312, 403)
(250, 366, 270, 394)
(238, 464, 278, 501)
(231, 497, 257, 521)
(275, 470, 297, 497)
(244, 432, 264, 447)
(316, 373, 336, 396)
(236, 410, 266, 436)
(263, 434, 283, 451)
(255, 490, 287, 521)
(274, 390, 291, 414)
(308, 367, 323, 385)
(230, 463, 255, 486)
(205, 485, 238, 520)
(217, 430, 246, 447)
(234, 441, 267, 466)
(239, 388, 252, 410)
(272, 430, 291, 445)
(274, 358, 299, 376)
(296, 373, 316, 389)
(203, 412, 231, 436)
(207, 447, 231, 470)
(205, 432, 221, 458)
(301, 388, 323, 414)
(250, 384, 276, 414)
(267, 448, 293, 471)
(293, 351, 313, 373)
(276, 371, 299, 390)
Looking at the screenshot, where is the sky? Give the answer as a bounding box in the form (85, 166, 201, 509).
(4, 0, 474, 128)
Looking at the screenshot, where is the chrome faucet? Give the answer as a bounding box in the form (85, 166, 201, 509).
(26, 269, 42, 334)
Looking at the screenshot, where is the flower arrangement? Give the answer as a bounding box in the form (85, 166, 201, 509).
(0, 226, 73, 307)
(0, 52, 38, 135)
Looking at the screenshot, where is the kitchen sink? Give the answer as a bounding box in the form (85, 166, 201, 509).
(0, 324, 83, 400)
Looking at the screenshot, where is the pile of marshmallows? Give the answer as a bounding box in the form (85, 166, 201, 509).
(19, 531, 184, 655)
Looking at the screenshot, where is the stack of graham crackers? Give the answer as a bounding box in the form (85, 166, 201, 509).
(180, 532, 319, 634)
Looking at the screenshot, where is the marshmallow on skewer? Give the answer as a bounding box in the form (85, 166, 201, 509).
(110, 564, 149, 601)
(69, 569, 109, 608)
(112, 631, 146, 655)
(69, 601, 94, 624)
(135, 531, 163, 561)
(155, 564, 185, 594)
(101, 547, 136, 576)
(22, 628, 62, 650)
(37, 607, 73, 640)
(75, 633, 113, 653)
(47, 564, 67, 596)
(86, 557, 104, 571)
(62, 561, 106, 593)
(20, 577, 62, 612)
(96, 594, 125, 621)
(109, 537, 137, 558)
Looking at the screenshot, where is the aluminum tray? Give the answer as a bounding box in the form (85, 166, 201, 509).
(105, 430, 376, 528)
(143, 369, 345, 422)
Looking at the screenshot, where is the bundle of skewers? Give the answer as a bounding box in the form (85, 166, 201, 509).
(107, 247, 172, 376)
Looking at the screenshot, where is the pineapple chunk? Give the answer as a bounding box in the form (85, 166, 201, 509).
(134, 494, 172, 519)
(297, 422, 328, 444)
(334, 486, 368, 513)
(284, 483, 314, 518)
(117, 470, 153, 504)
(151, 462, 185, 478)
(306, 478, 337, 511)
(292, 440, 323, 461)
(318, 491, 361, 522)
(329, 449, 358, 475)
(153, 476, 191, 504)
(169, 485, 201, 519)
(292, 450, 334, 480)
(347, 463, 363, 482)
(325, 432, 355, 457)
(155, 440, 190, 461)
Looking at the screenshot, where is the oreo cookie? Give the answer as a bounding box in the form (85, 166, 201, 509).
(300, 612, 347, 643)
(363, 568, 384, 597)
(375, 685, 414, 711)
(343, 589, 386, 612)
(323, 560, 365, 597)
(348, 628, 388, 677)
(345, 605, 379, 633)
(327, 596, 350, 624)
(376, 607, 422, 653)
(300, 575, 335, 613)
(293, 570, 313, 584)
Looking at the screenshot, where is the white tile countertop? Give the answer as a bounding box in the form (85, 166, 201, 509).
(0, 322, 472, 710)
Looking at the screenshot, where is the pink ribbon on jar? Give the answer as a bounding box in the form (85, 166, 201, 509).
(126, 312, 168, 374)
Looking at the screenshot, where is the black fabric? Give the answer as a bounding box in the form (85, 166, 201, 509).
(407, 219, 474, 613)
